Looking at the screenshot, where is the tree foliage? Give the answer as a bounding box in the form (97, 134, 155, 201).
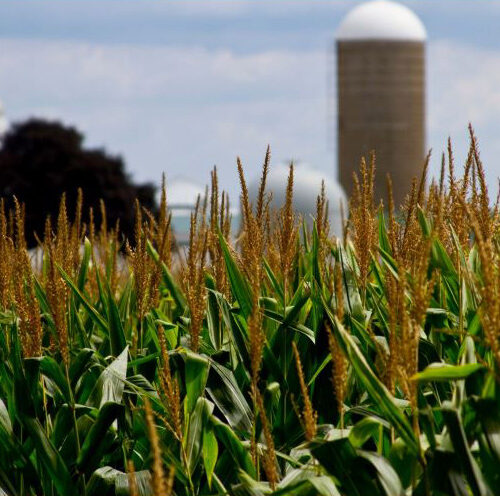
(0, 118, 156, 246)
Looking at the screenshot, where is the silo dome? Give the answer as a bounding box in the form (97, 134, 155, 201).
(167, 177, 206, 208)
(336, 0, 426, 41)
(247, 163, 346, 236)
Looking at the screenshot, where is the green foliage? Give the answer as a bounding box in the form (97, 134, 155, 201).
(2, 159, 500, 496)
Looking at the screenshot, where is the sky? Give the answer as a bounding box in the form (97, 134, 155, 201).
(0, 1, 500, 200)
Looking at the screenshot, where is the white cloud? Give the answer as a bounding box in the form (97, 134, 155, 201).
(0, 35, 499, 201)
(0, 38, 330, 198)
(166, 1, 353, 17)
(428, 40, 500, 190)
(0, 39, 324, 102)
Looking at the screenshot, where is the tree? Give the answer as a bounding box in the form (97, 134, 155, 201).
(0, 118, 156, 246)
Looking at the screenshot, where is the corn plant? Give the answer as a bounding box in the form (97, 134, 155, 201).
(1, 130, 500, 495)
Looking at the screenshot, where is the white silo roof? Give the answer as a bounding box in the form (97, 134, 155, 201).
(336, 0, 426, 41)
(166, 177, 205, 209)
(247, 163, 346, 236)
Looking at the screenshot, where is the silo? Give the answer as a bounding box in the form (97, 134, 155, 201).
(248, 163, 346, 237)
(336, 0, 426, 206)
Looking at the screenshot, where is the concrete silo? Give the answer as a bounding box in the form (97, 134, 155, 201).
(248, 163, 346, 237)
(336, 0, 426, 206)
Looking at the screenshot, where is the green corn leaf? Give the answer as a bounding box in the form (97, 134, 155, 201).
(213, 290, 251, 369)
(349, 416, 385, 449)
(206, 360, 253, 433)
(322, 298, 419, 456)
(378, 210, 392, 255)
(469, 397, 500, 489)
(263, 258, 284, 304)
(0, 399, 12, 437)
(185, 397, 213, 475)
(183, 350, 210, 413)
(430, 238, 457, 278)
(264, 309, 315, 343)
(52, 404, 93, 449)
(205, 273, 222, 350)
(26, 356, 70, 403)
(105, 280, 127, 356)
(77, 401, 123, 473)
(441, 402, 493, 496)
(274, 476, 341, 495)
(77, 237, 92, 292)
(58, 264, 108, 334)
(417, 206, 433, 238)
(69, 348, 96, 385)
(88, 346, 128, 408)
(212, 417, 256, 477)
(411, 363, 484, 382)
(203, 427, 218, 488)
(21, 416, 77, 496)
(147, 240, 186, 309)
(218, 230, 253, 318)
(87, 466, 152, 496)
(358, 450, 404, 496)
(311, 438, 365, 495)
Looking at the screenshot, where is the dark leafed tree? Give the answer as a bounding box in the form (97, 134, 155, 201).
(0, 118, 156, 246)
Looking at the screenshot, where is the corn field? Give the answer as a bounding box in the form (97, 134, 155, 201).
(1, 130, 500, 496)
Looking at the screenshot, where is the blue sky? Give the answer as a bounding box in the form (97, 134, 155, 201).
(0, 1, 499, 200)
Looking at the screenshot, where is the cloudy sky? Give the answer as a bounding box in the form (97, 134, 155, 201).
(0, 1, 499, 199)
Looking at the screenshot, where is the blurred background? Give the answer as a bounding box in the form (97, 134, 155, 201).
(0, 1, 498, 241)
